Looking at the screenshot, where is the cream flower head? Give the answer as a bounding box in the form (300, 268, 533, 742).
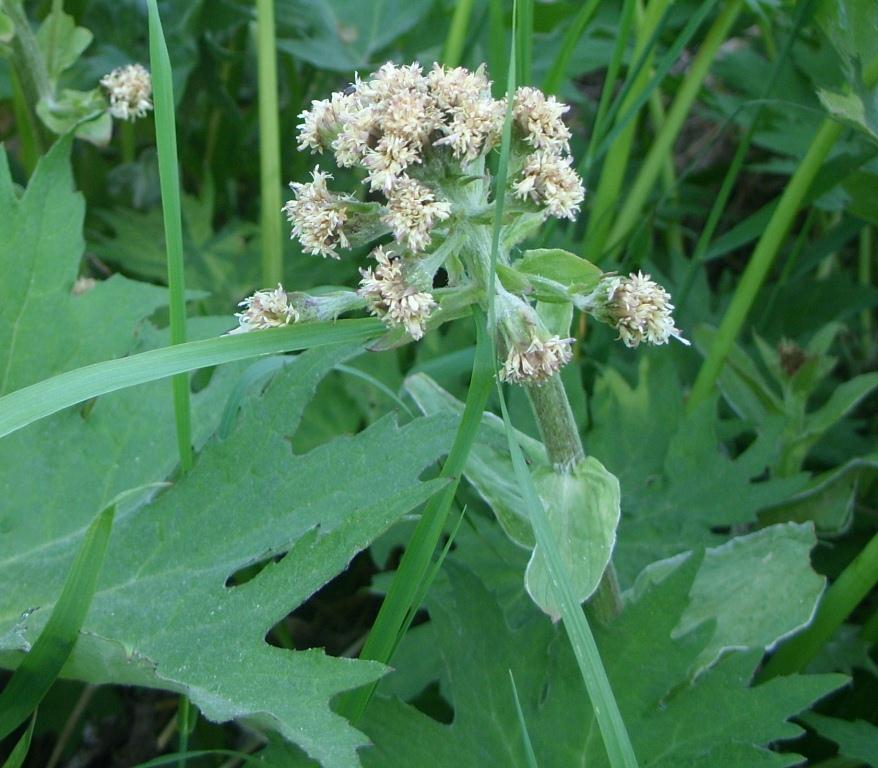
(101, 64, 153, 121)
(600, 271, 689, 348)
(230, 284, 298, 334)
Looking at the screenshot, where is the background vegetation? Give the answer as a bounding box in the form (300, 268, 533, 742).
(0, 0, 876, 766)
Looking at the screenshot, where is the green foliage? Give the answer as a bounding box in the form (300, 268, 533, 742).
(803, 712, 878, 766)
(358, 559, 845, 768)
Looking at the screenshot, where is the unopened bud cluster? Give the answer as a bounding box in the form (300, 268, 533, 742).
(100, 64, 153, 121)
(231, 61, 686, 383)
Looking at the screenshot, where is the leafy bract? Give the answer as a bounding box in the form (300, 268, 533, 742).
(0, 137, 458, 767)
(358, 559, 845, 768)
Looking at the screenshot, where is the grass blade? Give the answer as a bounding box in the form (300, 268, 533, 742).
(256, 0, 284, 286)
(442, 0, 476, 67)
(0, 505, 115, 739)
(2, 712, 36, 768)
(0, 319, 383, 440)
(516, 0, 533, 86)
(496, 384, 639, 768)
(146, 0, 193, 472)
(761, 530, 878, 679)
(602, 0, 743, 257)
(338, 314, 495, 722)
(542, 0, 601, 95)
(488, 0, 506, 95)
(509, 671, 539, 768)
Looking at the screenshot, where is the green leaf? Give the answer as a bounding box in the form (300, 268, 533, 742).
(36, 9, 93, 82)
(0, 348, 456, 767)
(759, 454, 878, 533)
(36, 89, 112, 144)
(275, 0, 435, 72)
(357, 558, 846, 767)
(802, 712, 878, 766)
(525, 458, 620, 619)
(516, 248, 603, 289)
(0, 503, 114, 739)
(1, 712, 36, 768)
(635, 523, 826, 674)
(587, 357, 807, 582)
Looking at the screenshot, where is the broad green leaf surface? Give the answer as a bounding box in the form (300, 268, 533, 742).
(802, 713, 878, 766)
(586, 357, 807, 582)
(36, 9, 93, 82)
(525, 459, 620, 619)
(357, 559, 845, 768)
(0, 136, 457, 766)
(633, 523, 826, 673)
(0, 349, 456, 768)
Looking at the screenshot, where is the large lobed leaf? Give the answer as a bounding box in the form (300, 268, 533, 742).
(357, 558, 845, 768)
(0, 138, 457, 767)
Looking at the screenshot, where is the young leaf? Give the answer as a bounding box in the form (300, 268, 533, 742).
(802, 713, 878, 766)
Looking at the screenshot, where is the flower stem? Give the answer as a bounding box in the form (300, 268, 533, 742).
(525, 374, 624, 622)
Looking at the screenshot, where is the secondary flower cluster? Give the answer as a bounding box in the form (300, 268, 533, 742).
(231, 61, 686, 384)
(100, 64, 153, 122)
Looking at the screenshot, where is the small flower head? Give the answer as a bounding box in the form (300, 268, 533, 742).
(297, 91, 351, 152)
(283, 167, 351, 258)
(230, 284, 298, 334)
(513, 150, 585, 220)
(599, 271, 689, 348)
(383, 176, 452, 253)
(512, 86, 572, 153)
(358, 246, 436, 339)
(500, 335, 574, 385)
(101, 64, 153, 121)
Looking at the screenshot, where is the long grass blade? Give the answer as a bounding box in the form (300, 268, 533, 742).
(339, 314, 496, 722)
(146, 0, 193, 472)
(516, 0, 533, 86)
(0, 319, 383, 440)
(255, 0, 283, 286)
(761, 530, 878, 679)
(0, 505, 115, 739)
(1, 712, 36, 768)
(496, 385, 638, 768)
(442, 0, 476, 67)
(602, 0, 743, 257)
(509, 671, 539, 768)
(542, 0, 601, 95)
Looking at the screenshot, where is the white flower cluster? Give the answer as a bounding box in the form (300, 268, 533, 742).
(358, 246, 436, 340)
(599, 271, 688, 348)
(511, 88, 583, 220)
(283, 168, 351, 259)
(101, 64, 153, 121)
(500, 335, 574, 385)
(230, 284, 298, 334)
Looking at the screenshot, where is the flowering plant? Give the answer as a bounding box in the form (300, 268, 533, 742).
(232, 62, 686, 385)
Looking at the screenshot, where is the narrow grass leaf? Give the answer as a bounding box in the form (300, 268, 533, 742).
(442, 0, 476, 67)
(146, 0, 192, 471)
(495, 386, 639, 768)
(1, 712, 36, 768)
(256, 0, 284, 285)
(761, 530, 878, 679)
(516, 0, 532, 86)
(339, 314, 495, 722)
(603, 0, 742, 256)
(0, 319, 383, 440)
(509, 671, 539, 768)
(0, 505, 115, 740)
(542, 0, 601, 95)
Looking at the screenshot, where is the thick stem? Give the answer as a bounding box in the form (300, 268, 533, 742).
(525, 373, 624, 622)
(526, 375, 584, 468)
